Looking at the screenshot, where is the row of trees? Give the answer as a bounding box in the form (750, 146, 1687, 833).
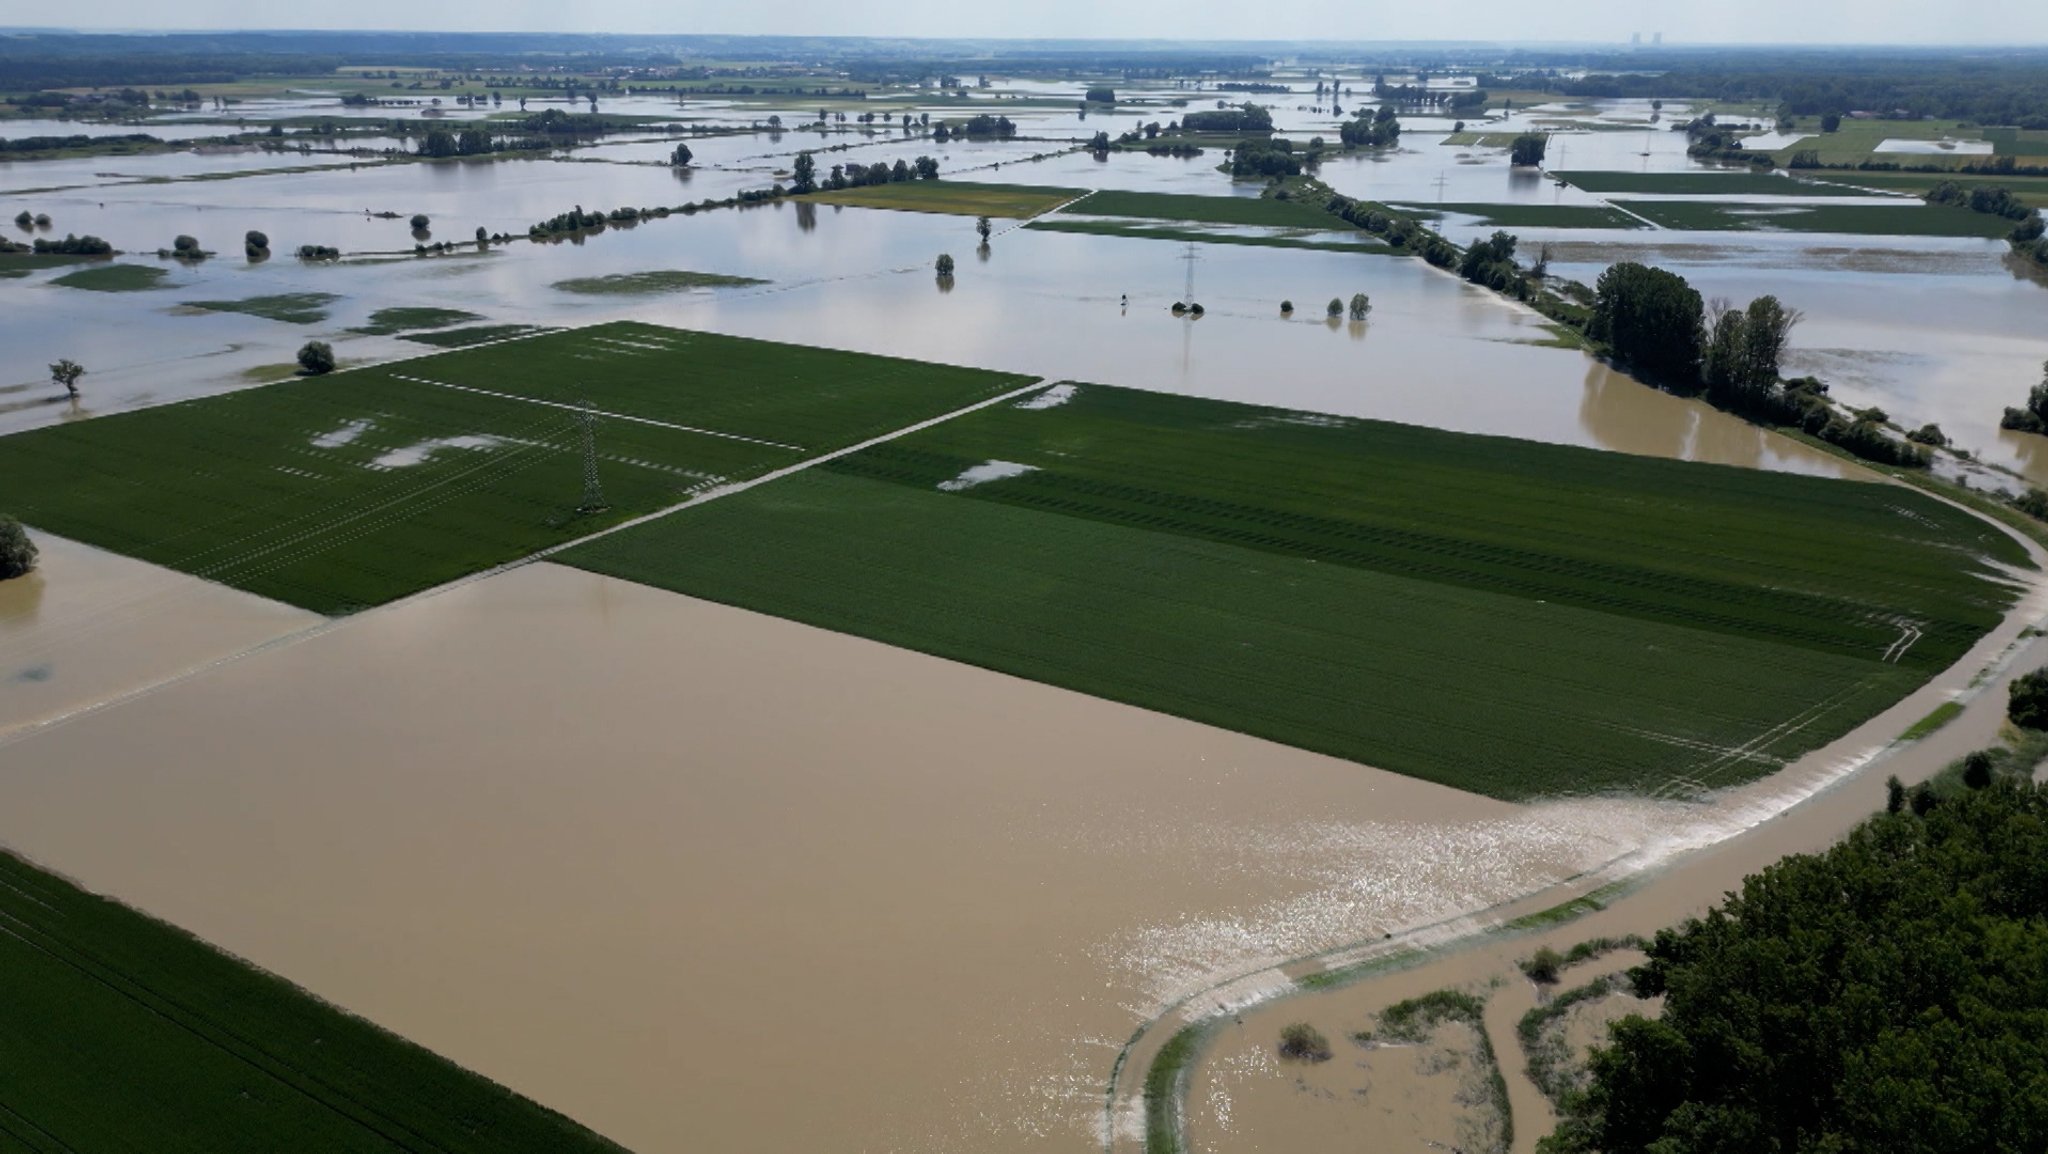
(787, 151, 938, 194)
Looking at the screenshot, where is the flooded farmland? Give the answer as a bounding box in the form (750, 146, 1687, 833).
(7, 51, 2048, 1154)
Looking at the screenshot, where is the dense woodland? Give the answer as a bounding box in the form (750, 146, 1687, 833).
(1543, 779, 2048, 1154)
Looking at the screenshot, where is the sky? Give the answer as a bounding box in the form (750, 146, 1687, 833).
(32, 1, 2048, 47)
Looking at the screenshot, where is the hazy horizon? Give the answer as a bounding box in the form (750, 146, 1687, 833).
(21, 1, 2048, 50)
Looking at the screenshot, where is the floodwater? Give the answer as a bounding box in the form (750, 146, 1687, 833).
(0, 531, 320, 736)
(0, 563, 1538, 1152)
(0, 181, 1852, 480)
(1163, 521, 2048, 1154)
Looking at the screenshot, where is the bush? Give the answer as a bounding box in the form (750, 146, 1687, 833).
(934, 253, 955, 277)
(1278, 1022, 1331, 1062)
(0, 515, 36, 580)
(244, 230, 268, 251)
(2009, 668, 2048, 730)
(409, 213, 430, 230)
(1524, 945, 1565, 984)
(1280, 299, 1293, 313)
(1326, 297, 1343, 317)
(1962, 750, 1995, 789)
(172, 234, 199, 253)
(297, 340, 336, 376)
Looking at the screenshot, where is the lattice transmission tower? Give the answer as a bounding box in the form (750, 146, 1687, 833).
(577, 397, 607, 513)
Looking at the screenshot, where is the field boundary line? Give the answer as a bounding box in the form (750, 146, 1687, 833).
(388, 373, 806, 452)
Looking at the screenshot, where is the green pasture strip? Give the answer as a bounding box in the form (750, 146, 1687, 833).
(1806, 170, 2048, 208)
(1983, 127, 2048, 158)
(0, 850, 625, 1153)
(1552, 170, 1887, 197)
(1058, 189, 1344, 229)
(1611, 199, 2015, 236)
(803, 181, 1084, 218)
(1024, 218, 1391, 252)
(1398, 202, 1646, 229)
(563, 386, 2018, 799)
(551, 269, 767, 295)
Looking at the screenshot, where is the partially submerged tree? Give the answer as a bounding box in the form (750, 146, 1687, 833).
(976, 215, 992, 244)
(0, 516, 35, 581)
(48, 358, 83, 399)
(670, 142, 693, 167)
(1326, 297, 1343, 317)
(1348, 292, 1372, 320)
(934, 252, 955, 278)
(297, 340, 336, 376)
(2008, 667, 2048, 730)
(1278, 1022, 1332, 1062)
(1510, 132, 1549, 167)
(790, 151, 817, 195)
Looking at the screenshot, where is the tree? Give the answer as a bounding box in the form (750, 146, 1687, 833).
(1509, 132, 1549, 166)
(2000, 361, 2048, 435)
(1279, 299, 1294, 313)
(1588, 262, 1706, 391)
(48, 358, 83, 399)
(475, 226, 489, 245)
(1821, 111, 1843, 132)
(1084, 86, 1116, 104)
(409, 213, 430, 231)
(297, 341, 336, 376)
(1962, 750, 1995, 789)
(1277, 1022, 1331, 1062)
(244, 229, 269, 260)
(2008, 668, 2048, 730)
(934, 253, 955, 277)
(670, 143, 693, 167)
(1546, 780, 2048, 1154)
(976, 215, 992, 243)
(0, 515, 35, 581)
(790, 151, 817, 195)
(1348, 292, 1371, 320)
(1326, 298, 1343, 317)
(419, 129, 457, 158)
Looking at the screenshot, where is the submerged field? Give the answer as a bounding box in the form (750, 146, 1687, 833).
(1612, 199, 2014, 236)
(0, 849, 624, 1151)
(0, 322, 1029, 613)
(564, 384, 2025, 799)
(1552, 171, 1886, 197)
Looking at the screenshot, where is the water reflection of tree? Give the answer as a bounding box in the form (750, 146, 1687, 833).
(794, 201, 816, 232)
(1994, 428, 2048, 488)
(1577, 362, 1692, 462)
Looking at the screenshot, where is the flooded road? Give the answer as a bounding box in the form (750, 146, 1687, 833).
(0, 531, 320, 736)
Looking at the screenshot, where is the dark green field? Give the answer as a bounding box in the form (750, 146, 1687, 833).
(1553, 170, 1885, 197)
(1613, 199, 2014, 236)
(0, 322, 1028, 613)
(0, 850, 623, 1153)
(563, 384, 2025, 799)
(1024, 218, 1390, 252)
(1059, 190, 1350, 229)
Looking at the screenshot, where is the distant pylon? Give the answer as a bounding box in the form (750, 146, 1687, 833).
(577, 397, 607, 513)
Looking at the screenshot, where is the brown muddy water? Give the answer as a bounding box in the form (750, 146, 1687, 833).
(0, 561, 1550, 1153)
(0, 530, 319, 736)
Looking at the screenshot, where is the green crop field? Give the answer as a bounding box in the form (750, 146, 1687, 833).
(0, 849, 624, 1152)
(399, 323, 551, 347)
(0, 322, 1029, 614)
(1398, 202, 1647, 229)
(1024, 218, 1390, 252)
(1769, 119, 1980, 167)
(1552, 170, 1889, 197)
(1983, 127, 2048, 157)
(803, 181, 1084, 217)
(1059, 189, 1346, 229)
(563, 384, 2025, 800)
(1612, 199, 2015, 236)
